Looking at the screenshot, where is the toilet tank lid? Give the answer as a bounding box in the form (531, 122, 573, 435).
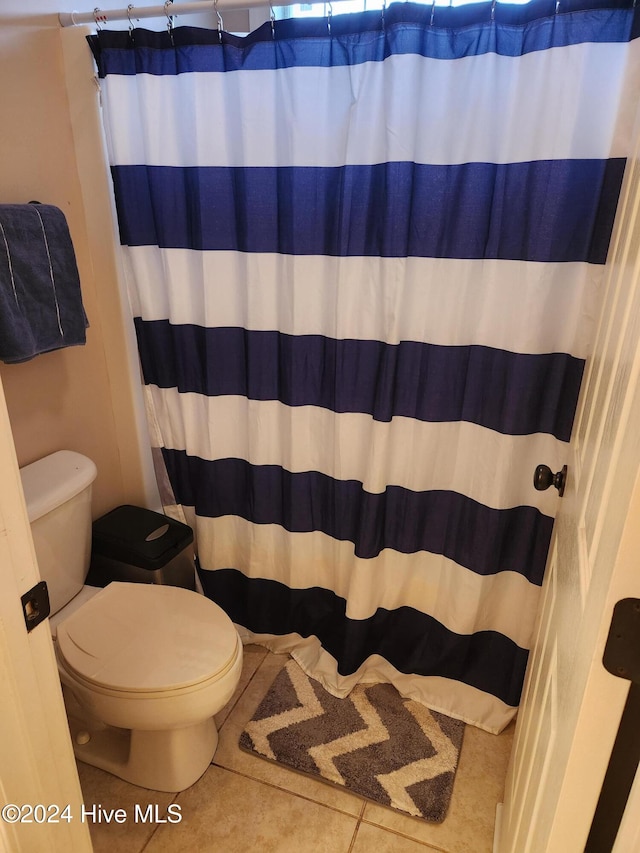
(20, 451, 97, 523)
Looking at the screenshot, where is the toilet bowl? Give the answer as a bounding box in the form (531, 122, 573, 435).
(55, 582, 243, 791)
(20, 450, 243, 793)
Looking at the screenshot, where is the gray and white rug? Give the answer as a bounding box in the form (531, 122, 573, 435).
(239, 659, 465, 822)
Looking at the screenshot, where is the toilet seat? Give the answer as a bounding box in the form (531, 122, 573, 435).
(56, 582, 239, 694)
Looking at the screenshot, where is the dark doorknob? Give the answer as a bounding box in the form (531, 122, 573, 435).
(534, 464, 567, 497)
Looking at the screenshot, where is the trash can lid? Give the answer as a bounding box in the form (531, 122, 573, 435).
(91, 505, 194, 571)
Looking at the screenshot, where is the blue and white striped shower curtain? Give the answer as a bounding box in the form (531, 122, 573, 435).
(90, 0, 638, 733)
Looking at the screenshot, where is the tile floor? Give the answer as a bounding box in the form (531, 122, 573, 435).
(77, 646, 514, 853)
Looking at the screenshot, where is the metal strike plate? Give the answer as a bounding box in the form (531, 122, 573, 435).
(603, 598, 640, 684)
(20, 581, 50, 633)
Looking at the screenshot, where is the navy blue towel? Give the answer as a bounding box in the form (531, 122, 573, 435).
(0, 203, 88, 363)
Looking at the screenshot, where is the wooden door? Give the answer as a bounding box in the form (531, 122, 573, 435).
(497, 120, 640, 852)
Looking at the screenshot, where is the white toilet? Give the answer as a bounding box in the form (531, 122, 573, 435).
(20, 449, 243, 793)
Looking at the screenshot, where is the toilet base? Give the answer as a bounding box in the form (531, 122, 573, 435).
(64, 689, 218, 792)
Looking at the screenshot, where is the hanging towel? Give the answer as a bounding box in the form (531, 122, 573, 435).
(0, 203, 88, 363)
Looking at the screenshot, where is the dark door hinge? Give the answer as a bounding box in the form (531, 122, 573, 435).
(603, 598, 640, 684)
(585, 598, 640, 852)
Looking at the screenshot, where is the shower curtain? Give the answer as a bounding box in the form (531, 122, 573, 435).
(90, 0, 638, 733)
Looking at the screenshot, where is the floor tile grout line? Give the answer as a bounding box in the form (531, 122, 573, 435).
(137, 792, 182, 853)
(346, 818, 361, 853)
(216, 648, 271, 730)
(346, 800, 368, 853)
(213, 762, 367, 822)
(139, 822, 159, 852)
(345, 808, 453, 853)
(209, 759, 454, 852)
(358, 815, 451, 853)
(211, 737, 369, 819)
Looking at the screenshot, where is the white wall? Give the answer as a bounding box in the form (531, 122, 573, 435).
(0, 0, 253, 514)
(0, 1, 175, 515)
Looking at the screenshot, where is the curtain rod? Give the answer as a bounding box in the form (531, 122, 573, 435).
(59, 0, 313, 26)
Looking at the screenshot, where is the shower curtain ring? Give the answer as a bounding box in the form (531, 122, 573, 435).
(127, 4, 137, 40)
(269, 1, 276, 39)
(215, 0, 224, 42)
(327, 1, 332, 35)
(93, 7, 106, 29)
(490, 0, 496, 21)
(164, 0, 175, 43)
(430, 0, 436, 26)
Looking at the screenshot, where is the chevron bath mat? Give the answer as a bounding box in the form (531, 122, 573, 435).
(239, 659, 465, 822)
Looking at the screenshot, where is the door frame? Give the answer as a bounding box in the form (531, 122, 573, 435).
(0, 376, 91, 853)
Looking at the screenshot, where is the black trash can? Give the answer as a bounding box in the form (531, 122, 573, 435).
(87, 504, 196, 591)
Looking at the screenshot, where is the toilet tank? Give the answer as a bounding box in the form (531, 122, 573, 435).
(19, 451, 98, 617)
